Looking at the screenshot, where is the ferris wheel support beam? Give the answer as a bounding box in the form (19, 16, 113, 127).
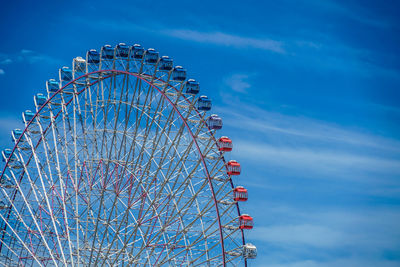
(2, 147, 60, 265)
(111, 91, 212, 264)
(34, 115, 68, 265)
(0, 212, 43, 266)
(90, 68, 163, 266)
(48, 95, 75, 266)
(125, 102, 207, 264)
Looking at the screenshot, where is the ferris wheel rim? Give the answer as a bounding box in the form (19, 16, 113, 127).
(0, 69, 236, 265)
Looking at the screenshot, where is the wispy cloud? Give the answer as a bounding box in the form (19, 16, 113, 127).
(0, 58, 12, 65)
(235, 140, 400, 181)
(305, 0, 390, 29)
(247, 205, 400, 267)
(0, 49, 61, 67)
(216, 102, 400, 153)
(214, 101, 400, 185)
(223, 73, 252, 93)
(0, 69, 4, 75)
(69, 17, 286, 54)
(162, 29, 285, 54)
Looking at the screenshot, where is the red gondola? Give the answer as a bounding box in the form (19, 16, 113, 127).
(217, 136, 233, 152)
(239, 214, 253, 229)
(233, 186, 248, 201)
(227, 160, 241, 175)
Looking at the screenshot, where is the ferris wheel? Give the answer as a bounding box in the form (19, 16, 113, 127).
(0, 43, 257, 266)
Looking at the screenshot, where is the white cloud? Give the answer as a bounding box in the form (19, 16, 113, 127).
(247, 206, 400, 267)
(235, 140, 400, 181)
(0, 69, 4, 75)
(216, 102, 400, 153)
(163, 29, 285, 54)
(250, 224, 344, 248)
(214, 101, 400, 186)
(253, 258, 400, 267)
(224, 73, 252, 93)
(0, 58, 12, 65)
(0, 49, 61, 66)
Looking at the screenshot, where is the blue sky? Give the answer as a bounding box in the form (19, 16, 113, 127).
(1, 0, 400, 266)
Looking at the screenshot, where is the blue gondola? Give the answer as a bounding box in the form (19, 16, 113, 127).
(11, 129, 23, 142)
(73, 56, 86, 72)
(22, 110, 35, 124)
(207, 114, 223, 130)
(131, 44, 144, 59)
(197, 95, 212, 111)
(116, 43, 129, 58)
(2, 149, 16, 163)
(34, 93, 47, 107)
(159, 56, 173, 71)
(60, 66, 72, 81)
(185, 79, 200, 94)
(87, 49, 100, 64)
(172, 66, 186, 81)
(47, 79, 59, 93)
(145, 48, 159, 64)
(101, 45, 114, 59)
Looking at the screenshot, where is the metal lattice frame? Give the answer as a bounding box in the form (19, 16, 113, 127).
(0, 47, 248, 266)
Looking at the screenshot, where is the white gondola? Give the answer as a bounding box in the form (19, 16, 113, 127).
(73, 56, 86, 72)
(243, 243, 257, 259)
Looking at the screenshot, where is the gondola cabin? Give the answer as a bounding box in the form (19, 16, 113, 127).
(73, 56, 86, 72)
(207, 114, 222, 130)
(172, 66, 187, 81)
(227, 160, 241, 175)
(47, 79, 59, 93)
(217, 136, 232, 152)
(243, 243, 257, 259)
(116, 43, 129, 58)
(60, 66, 72, 81)
(239, 214, 254, 229)
(233, 186, 248, 202)
(145, 48, 159, 64)
(159, 56, 173, 71)
(131, 44, 144, 59)
(34, 93, 47, 108)
(87, 49, 100, 64)
(101, 45, 114, 59)
(22, 110, 35, 124)
(11, 129, 23, 142)
(2, 149, 17, 163)
(185, 79, 200, 95)
(197, 95, 212, 111)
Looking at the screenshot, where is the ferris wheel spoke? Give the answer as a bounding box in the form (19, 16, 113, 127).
(47, 101, 74, 266)
(89, 72, 140, 266)
(127, 156, 215, 265)
(97, 77, 177, 264)
(7, 138, 62, 265)
(0, 212, 44, 266)
(33, 116, 69, 264)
